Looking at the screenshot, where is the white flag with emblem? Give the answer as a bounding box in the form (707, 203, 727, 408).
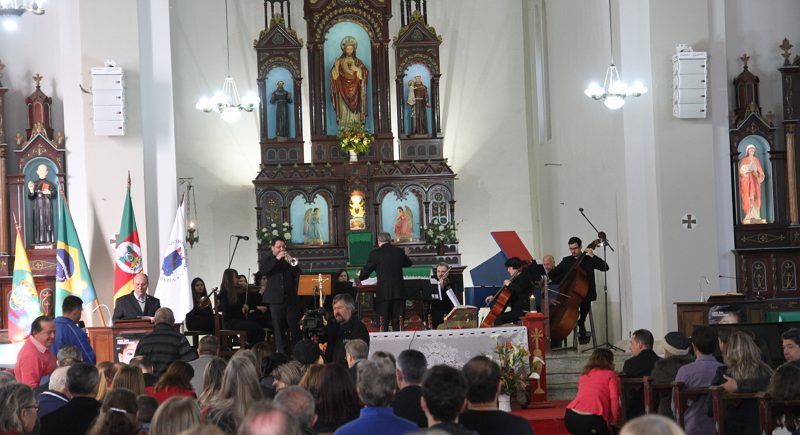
(154, 201, 192, 323)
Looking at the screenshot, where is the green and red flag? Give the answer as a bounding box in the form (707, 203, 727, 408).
(113, 174, 143, 306)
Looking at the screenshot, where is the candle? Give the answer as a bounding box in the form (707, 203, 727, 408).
(529, 295, 537, 312)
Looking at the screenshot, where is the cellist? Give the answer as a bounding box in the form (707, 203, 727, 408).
(549, 237, 609, 344)
(484, 257, 534, 325)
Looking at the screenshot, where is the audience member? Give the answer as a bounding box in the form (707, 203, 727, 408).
(238, 400, 301, 435)
(298, 364, 324, 397)
(178, 424, 227, 435)
(197, 357, 227, 407)
(272, 360, 303, 392)
(767, 362, 800, 433)
(618, 414, 684, 435)
(274, 386, 317, 435)
(112, 365, 146, 396)
(14, 315, 57, 388)
(130, 356, 158, 387)
(345, 339, 369, 384)
(87, 387, 140, 435)
(714, 331, 773, 435)
(650, 331, 693, 418)
(370, 350, 397, 367)
(460, 356, 533, 435)
(621, 329, 661, 420)
(323, 294, 370, 365)
(294, 339, 323, 367)
(782, 328, 800, 363)
(0, 383, 39, 435)
(260, 352, 290, 398)
(203, 354, 264, 434)
(56, 344, 83, 367)
(0, 371, 16, 387)
(674, 325, 723, 435)
(150, 396, 201, 435)
(564, 349, 619, 435)
(37, 366, 69, 417)
(336, 359, 418, 435)
(190, 335, 220, 393)
(717, 326, 735, 359)
(95, 361, 120, 401)
(146, 360, 196, 403)
(134, 307, 198, 377)
(314, 363, 360, 433)
(40, 363, 102, 435)
(421, 364, 476, 435)
(251, 341, 276, 379)
(136, 394, 160, 434)
(392, 349, 428, 428)
(52, 295, 96, 364)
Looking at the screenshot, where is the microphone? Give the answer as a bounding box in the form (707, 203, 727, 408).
(579, 208, 585, 212)
(233, 235, 250, 241)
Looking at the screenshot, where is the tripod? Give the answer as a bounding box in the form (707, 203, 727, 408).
(579, 208, 624, 353)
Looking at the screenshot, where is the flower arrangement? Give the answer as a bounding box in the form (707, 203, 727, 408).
(489, 337, 542, 401)
(422, 218, 458, 245)
(336, 121, 374, 154)
(258, 221, 293, 246)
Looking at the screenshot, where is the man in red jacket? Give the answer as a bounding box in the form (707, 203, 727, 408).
(15, 315, 57, 388)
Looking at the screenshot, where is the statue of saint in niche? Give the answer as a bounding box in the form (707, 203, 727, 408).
(39, 288, 54, 318)
(270, 80, 292, 140)
(27, 163, 55, 244)
(406, 75, 429, 137)
(331, 36, 369, 128)
(739, 143, 767, 224)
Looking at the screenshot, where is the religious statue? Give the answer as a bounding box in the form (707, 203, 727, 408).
(27, 163, 55, 244)
(394, 206, 413, 242)
(39, 288, 54, 318)
(739, 143, 767, 224)
(406, 75, 429, 137)
(331, 36, 369, 128)
(304, 207, 324, 245)
(270, 80, 292, 139)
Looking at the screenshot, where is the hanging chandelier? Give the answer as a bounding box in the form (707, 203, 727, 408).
(1, 0, 45, 31)
(195, 0, 259, 123)
(584, 0, 647, 110)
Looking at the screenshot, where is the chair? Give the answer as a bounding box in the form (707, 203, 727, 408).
(709, 386, 767, 435)
(213, 304, 247, 358)
(642, 375, 675, 416)
(671, 381, 715, 430)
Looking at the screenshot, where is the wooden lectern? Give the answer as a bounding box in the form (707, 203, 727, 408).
(88, 318, 155, 363)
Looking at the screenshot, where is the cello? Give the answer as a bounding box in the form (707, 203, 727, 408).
(480, 261, 532, 328)
(548, 239, 601, 342)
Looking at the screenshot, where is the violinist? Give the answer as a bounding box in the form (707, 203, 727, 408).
(430, 262, 458, 329)
(219, 268, 266, 346)
(249, 272, 271, 329)
(185, 277, 215, 333)
(549, 237, 609, 344)
(484, 257, 533, 325)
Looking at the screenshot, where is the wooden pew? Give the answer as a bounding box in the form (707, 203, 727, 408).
(757, 392, 800, 434)
(642, 376, 675, 416)
(618, 376, 645, 426)
(671, 381, 715, 431)
(709, 386, 765, 435)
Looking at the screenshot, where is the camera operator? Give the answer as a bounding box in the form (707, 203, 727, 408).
(322, 293, 370, 365)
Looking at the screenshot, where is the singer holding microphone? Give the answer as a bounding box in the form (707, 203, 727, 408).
(113, 272, 161, 321)
(259, 237, 303, 354)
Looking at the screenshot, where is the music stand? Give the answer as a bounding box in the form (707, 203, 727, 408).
(442, 306, 478, 329)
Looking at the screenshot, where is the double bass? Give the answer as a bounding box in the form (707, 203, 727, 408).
(480, 261, 532, 328)
(548, 239, 601, 342)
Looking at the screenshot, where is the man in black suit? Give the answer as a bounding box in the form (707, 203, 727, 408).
(430, 262, 461, 329)
(621, 329, 662, 420)
(40, 363, 101, 435)
(112, 272, 161, 321)
(259, 237, 302, 354)
(549, 236, 609, 344)
(392, 349, 428, 428)
(358, 232, 412, 331)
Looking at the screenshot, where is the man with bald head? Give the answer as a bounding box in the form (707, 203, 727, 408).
(239, 401, 301, 435)
(113, 272, 161, 321)
(133, 307, 196, 377)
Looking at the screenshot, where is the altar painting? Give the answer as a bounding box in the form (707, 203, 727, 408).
(381, 193, 420, 243)
(289, 194, 329, 245)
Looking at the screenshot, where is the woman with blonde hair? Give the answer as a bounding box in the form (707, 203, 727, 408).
(87, 388, 140, 435)
(714, 331, 773, 435)
(111, 365, 146, 396)
(197, 357, 227, 407)
(202, 354, 264, 433)
(298, 363, 324, 397)
(95, 361, 121, 401)
(619, 415, 684, 435)
(271, 360, 303, 392)
(149, 396, 200, 435)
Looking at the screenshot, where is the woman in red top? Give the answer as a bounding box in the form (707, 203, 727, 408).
(145, 361, 196, 404)
(565, 348, 620, 435)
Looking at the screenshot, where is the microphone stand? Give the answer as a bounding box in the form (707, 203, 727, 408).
(579, 208, 624, 353)
(228, 236, 246, 269)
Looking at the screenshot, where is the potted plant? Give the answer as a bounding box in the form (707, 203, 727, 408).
(258, 221, 293, 246)
(422, 218, 458, 255)
(489, 337, 542, 411)
(336, 121, 374, 162)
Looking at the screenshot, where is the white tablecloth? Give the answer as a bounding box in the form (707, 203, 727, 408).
(368, 326, 528, 367)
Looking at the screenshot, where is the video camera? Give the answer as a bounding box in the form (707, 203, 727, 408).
(302, 307, 327, 341)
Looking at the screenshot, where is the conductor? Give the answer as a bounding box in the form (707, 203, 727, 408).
(358, 232, 412, 331)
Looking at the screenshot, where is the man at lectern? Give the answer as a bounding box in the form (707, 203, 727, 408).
(113, 273, 161, 321)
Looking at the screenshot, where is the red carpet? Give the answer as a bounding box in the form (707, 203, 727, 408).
(511, 400, 569, 435)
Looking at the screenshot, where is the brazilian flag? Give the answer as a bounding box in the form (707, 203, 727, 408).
(55, 192, 97, 316)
